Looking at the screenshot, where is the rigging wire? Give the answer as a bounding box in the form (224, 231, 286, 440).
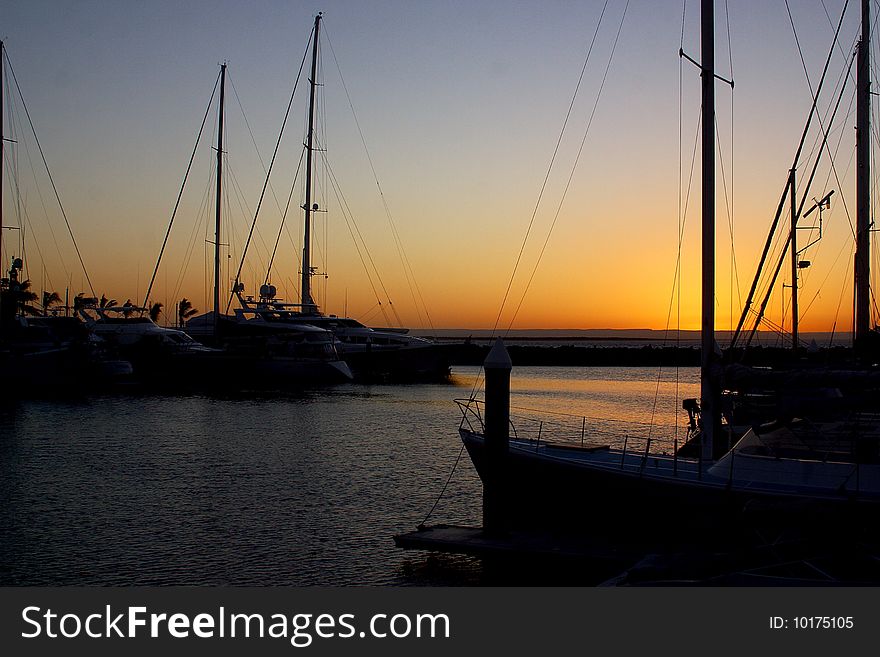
(784, 0, 856, 242)
(265, 147, 306, 286)
(6, 184, 55, 293)
(227, 22, 312, 312)
(5, 49, 96, 297)
(227, 74, 293, 226)
(648, 111, 702, 443)
(675, 0, 687, 443)
(872, 0, 880, 325)
(170, 150, 214, 313)
(320, 153, 395, 325)
(460, 1, 616, 406)
(752, 48, 858, 340)
(489, 0, 611, 337)
(716, 116, 740, 333)
(794, 87, 857, 309)
(2, 77, 70, 289)
(1, 96, 59, 293)
(227, 72, 310, 294)
(143, 70, 220, 308)
(729, 5, 856, 344)
(304, 96, 404, 326)
(174, 106, 219, 312)
(177, 110, 217, 314)
(419, 440, 467, 529)
(732, 0, 849, 348)
(320, 40, 330, 311)
(650, 0, 706, 446)
(829, 254, 852, 345)
(226, 160, 274, 267)
(319, 49, 329, 311)
(736, 0, 851, 348)
(725, 0, 736, 330)
(324, 26, 435, 330)
(869, 0, 880, 328)
(504, 0, 631, 333)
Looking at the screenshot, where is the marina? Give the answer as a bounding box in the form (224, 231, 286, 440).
(4, 0, 880, 593)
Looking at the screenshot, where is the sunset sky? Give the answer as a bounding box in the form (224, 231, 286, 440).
(1, 0, 876, 332)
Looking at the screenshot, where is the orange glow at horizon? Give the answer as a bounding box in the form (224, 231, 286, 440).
(1, 2, 869, 335)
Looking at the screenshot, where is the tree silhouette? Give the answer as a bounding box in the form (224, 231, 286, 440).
(149, 302, 163, 322)
(11, 280, 41, 316)
(177, 298, 197, 327)
(42, 291, 62, 314)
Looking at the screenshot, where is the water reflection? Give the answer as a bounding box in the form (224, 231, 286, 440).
(0, 366, 698, 584)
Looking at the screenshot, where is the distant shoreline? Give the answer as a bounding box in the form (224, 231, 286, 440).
(439, 341, 855, 367)
(409, 328, 850, 347)
(394, 327, 856, 365)
(439, 335, 676, 342)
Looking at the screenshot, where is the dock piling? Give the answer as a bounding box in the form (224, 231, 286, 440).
(483, 338, 512, 536)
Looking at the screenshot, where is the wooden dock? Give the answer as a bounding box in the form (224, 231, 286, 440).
(395, 524, 880, 585)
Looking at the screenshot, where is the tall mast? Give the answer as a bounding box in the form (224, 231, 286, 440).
(213, 63, 226, 335)
(301, 13, 321, 313)
(790, 168, 799, 352)
(700, 0, 718, 461)
(1, 41, 5, 316)
(855, 0, 871, 346)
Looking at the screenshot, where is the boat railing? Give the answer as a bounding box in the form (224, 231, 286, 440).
(456, 397, 485, 434)
(455, 398, 683, 456)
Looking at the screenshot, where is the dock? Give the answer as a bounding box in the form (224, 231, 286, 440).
(394, 524, 631, 563)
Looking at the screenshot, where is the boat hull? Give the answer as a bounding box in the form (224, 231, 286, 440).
(342, 343, 451, 382)
(461, 429, 880, 545)
(1, 347, 133, 395)
(115, 346, 352, 390)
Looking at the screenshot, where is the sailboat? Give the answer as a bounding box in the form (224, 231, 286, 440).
(716, 0, 880, 442)
(0, 41, 133, 393)
(229, 14, 450, 383)
(457, 0, 880, 544)
(153, 62, 353, 386)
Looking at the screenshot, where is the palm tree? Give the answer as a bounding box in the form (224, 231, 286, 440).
(149, 302, 163, 322)
(1, 279, 37, 319)
(99, 294, 117, 309)
(42, 291, 62, 314)
(177, 298, 198, 328)
(14, 280, 41, 316)
(73, 292, 99, 313)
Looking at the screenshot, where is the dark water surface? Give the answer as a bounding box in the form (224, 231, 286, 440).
(0, 366, 698, 585)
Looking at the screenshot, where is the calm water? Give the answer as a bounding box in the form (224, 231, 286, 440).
(0, 366, 698, 585)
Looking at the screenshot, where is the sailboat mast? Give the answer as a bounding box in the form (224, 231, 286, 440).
(1, 41, 4, 299)
(855, 0, 871, 345)
(790, 168, 799, 352)
(301, 13, 321, 313)
(213, 63, 226, 334)
(700, 0, 718, 461)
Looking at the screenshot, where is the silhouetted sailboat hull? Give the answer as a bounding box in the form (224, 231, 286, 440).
(179, 350, 353, 386)
(0, 315, 133, 395)
(461, 429, 880, 543)
(1, 346, 133, 394)
(342, 343, 451, 382)
(114, 346, 352, 390)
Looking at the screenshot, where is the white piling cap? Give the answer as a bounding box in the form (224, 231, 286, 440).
(484, 337, 512, 370)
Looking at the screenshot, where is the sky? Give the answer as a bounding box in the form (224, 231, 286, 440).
(1, 0, 877, 331)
